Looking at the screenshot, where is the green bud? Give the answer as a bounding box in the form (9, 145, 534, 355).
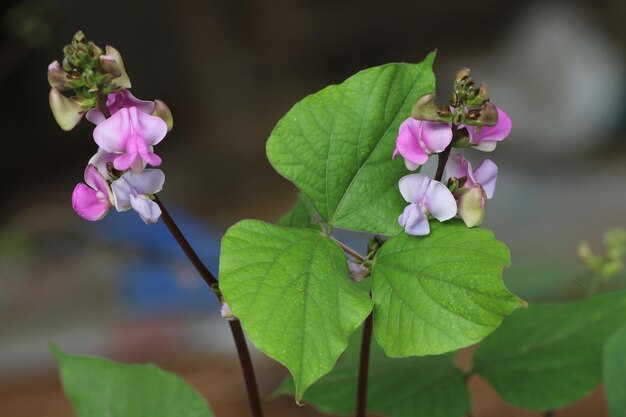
(457, 185, 486, 228)
(452, 106, 465, 125)
(152, 100, 174, 131)
(49, 88, 85, 131)
(411, 93, 439, 121)
(71, 30, 86, 46)
(477, 82, 490, 102)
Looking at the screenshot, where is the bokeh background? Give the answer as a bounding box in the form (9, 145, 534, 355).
(1, 0, 625, 416)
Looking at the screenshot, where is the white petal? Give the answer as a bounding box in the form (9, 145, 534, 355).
(424, 181, 457, 221)
(398, 173, 430, 203)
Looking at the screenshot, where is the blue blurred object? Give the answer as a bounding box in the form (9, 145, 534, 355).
(87, 206, 223, 315)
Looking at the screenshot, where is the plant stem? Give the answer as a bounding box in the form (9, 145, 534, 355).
(544, 411, 555, 417)
(154, 190, 265, 417)
(96, 95, 264, 417)
(331, 237, 366, 262)
(356, 311, 373, 417)
(434, 125, 457, 182)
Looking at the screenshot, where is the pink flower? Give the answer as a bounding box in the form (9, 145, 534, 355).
(466, 106, 511, 152)
(111, 169, 165, 224)
(71, 165, 113, 221)
(393, 118, 453, 170)
(93, 107, 167, 171)
(86, 90, 155, 125)
(398, 173, 457, 236)
(446, 153, 498, 198)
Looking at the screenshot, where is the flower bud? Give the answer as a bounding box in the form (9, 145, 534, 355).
(152, 99, 174, 131)
(457, 184, 486, 228)
(455, 67, 471, 84)
(220, 302, 236, 321)
(477, 82, 490, 103)
(348, 260, 368, 282)
(452, 127, 470, 148)
(103, 45, 131, 89)
(49, 88, 85, 131)
(411, 93, 439, 121)
(47, 61, 68, 90)
(71, 30, 86, 46)
(478, 102, 499, 127)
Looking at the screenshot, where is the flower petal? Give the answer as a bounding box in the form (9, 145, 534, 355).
(424, 180, 457, 221)
(72, 183, 111, 221)
(130, 107, 167, 146)
(471, 140, 498, 152)
(398, 173, 430, 203)
(83, 165, 113, 202)
(419, 121, 453, 153)
(120, 169, 165, 195)
(93, 108, 131, 153)
(445, 153, 476, 187)
(49, 88, 84, 131)
(130, 194, 162, 224)
(88, 148, 117, 180)
(473, 159, 498, 199)
(395, 119, 429, 166)
(398, 203, 430, 236)
(111, 177, 132, 211)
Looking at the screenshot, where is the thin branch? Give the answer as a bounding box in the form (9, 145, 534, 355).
(434, 125, 457, 182)
(331, 237, 366, 262)
(544, 411, 555, 417)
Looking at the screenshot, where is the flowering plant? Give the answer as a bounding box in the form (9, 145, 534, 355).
(47, 32, 626, 417)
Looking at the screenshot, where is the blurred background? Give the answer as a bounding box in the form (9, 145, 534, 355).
(1, 0, 625, 416)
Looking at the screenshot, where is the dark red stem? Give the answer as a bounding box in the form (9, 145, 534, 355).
(356, 311, 373, 417)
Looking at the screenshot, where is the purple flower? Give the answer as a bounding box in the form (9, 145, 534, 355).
(71, 165, 113, 221)
(93, 107, 167, 171)
(393, 118, 453, 170)
(398, 173, 457, 236)
(446, 153, 498, 198)
(466, 106, 511, 152)
(111, 169, 165, 224)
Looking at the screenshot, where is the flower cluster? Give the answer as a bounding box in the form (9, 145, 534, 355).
(48, 32, 173, 224)
(393, 68, 511, 236)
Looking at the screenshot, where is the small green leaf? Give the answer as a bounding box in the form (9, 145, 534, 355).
(267, 52, 436, 235)
(276, 193, 315, 227)
(51, 346, 214, 417)
(604, 324, 626, 417)
(275, 329, 470, 417)
(219, 220, 372, 400)
(474, 289, 626, 410)
(371, 220, 522, 357)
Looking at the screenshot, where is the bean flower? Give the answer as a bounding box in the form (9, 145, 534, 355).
(392, 118, 453, 170)
(446, 153, 498, 227)
(111, 169, 165, 224)
(71, 165, 114, 221)
(93, 106, 168, 171)
(398, 173, 457, 236)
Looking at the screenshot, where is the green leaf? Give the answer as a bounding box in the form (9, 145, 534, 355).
(51, 346, 214, 417)
(266, 52, 436, 235)
(219, 220, 372, 400)
(276, 193, 315, 227)
(275, 329, 470, 417)
(371, 220, 522, 357)
(604, 324, 626, 417)
(473, 289, 626, 410)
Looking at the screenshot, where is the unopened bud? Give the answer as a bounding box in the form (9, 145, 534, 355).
(220, 302, 236, 321)
(49, 88, 85, 131)
(411, 93, 439, 121)
(47, 61, 68, 90)
(457, 185, 486, 228)
(455, 67, 471, 84)
(152, 100, 174, 131)
(104, 45, 131, 89)
(477, 82, 490, 103)
(348, 260, 368, 282)
(100, 55, 122, 78)
(71, 31, 86, 46)
(452, 127, 470, 148)
(478, 102, 498, 126)
(452, 106, 465, 125)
